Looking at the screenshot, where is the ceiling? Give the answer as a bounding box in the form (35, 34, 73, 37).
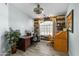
(10, 3, 69, 19)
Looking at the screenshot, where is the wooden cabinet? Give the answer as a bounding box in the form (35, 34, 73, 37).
(54, 31, 68, 53)
(18, 36, 31, 51)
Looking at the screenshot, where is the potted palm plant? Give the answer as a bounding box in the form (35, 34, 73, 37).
(4, 28, 21, 54)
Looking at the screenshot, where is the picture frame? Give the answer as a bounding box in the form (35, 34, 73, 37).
(66, 9, 74, 33)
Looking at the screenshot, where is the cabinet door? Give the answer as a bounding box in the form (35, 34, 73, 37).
(28, 38, 30, 46)
(61, 39, 67, 52)
(54, 38, 62, 51)
(25, 38, 31, 48)
(54, 32, 68, 52)
(61, 33, 67, 52)
(25, 39, 28, 49)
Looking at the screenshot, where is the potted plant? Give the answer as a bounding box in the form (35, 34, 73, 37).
(4, 28, 21, 54)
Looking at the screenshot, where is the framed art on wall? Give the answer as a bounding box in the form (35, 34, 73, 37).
(66, 9, 74, 33)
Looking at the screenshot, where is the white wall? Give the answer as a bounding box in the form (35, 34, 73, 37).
(0, 3, 34, 55)
(66, 4, 79, 56)
(9, 4, 34, 36)
(0, 3, 9, 55)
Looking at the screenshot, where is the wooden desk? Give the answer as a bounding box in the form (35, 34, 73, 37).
(18, 36, 31, 51)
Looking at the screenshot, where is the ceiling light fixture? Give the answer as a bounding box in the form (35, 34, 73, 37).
(33, 3, 43, 14)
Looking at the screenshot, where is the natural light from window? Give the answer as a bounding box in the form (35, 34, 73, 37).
(40, 21, 53, 36)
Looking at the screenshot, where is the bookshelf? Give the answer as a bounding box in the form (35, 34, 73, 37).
(56, 16, 65, 32)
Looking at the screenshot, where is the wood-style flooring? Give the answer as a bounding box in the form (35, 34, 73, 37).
(11, 40, 68, 56)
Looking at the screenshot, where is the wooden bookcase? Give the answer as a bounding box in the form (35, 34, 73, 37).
(34, 19, 40, 34)
(56, 16, 65, 32)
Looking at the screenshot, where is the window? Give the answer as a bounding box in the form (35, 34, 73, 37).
(40, 21, 53, 36)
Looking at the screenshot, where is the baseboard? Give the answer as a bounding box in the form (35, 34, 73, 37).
(0, 52, 8, 56)
(68, 50, 72, 56)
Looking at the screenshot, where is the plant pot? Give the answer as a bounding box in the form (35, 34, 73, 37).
(11, 47, 17, 54)
(11, 44, 17, 54)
